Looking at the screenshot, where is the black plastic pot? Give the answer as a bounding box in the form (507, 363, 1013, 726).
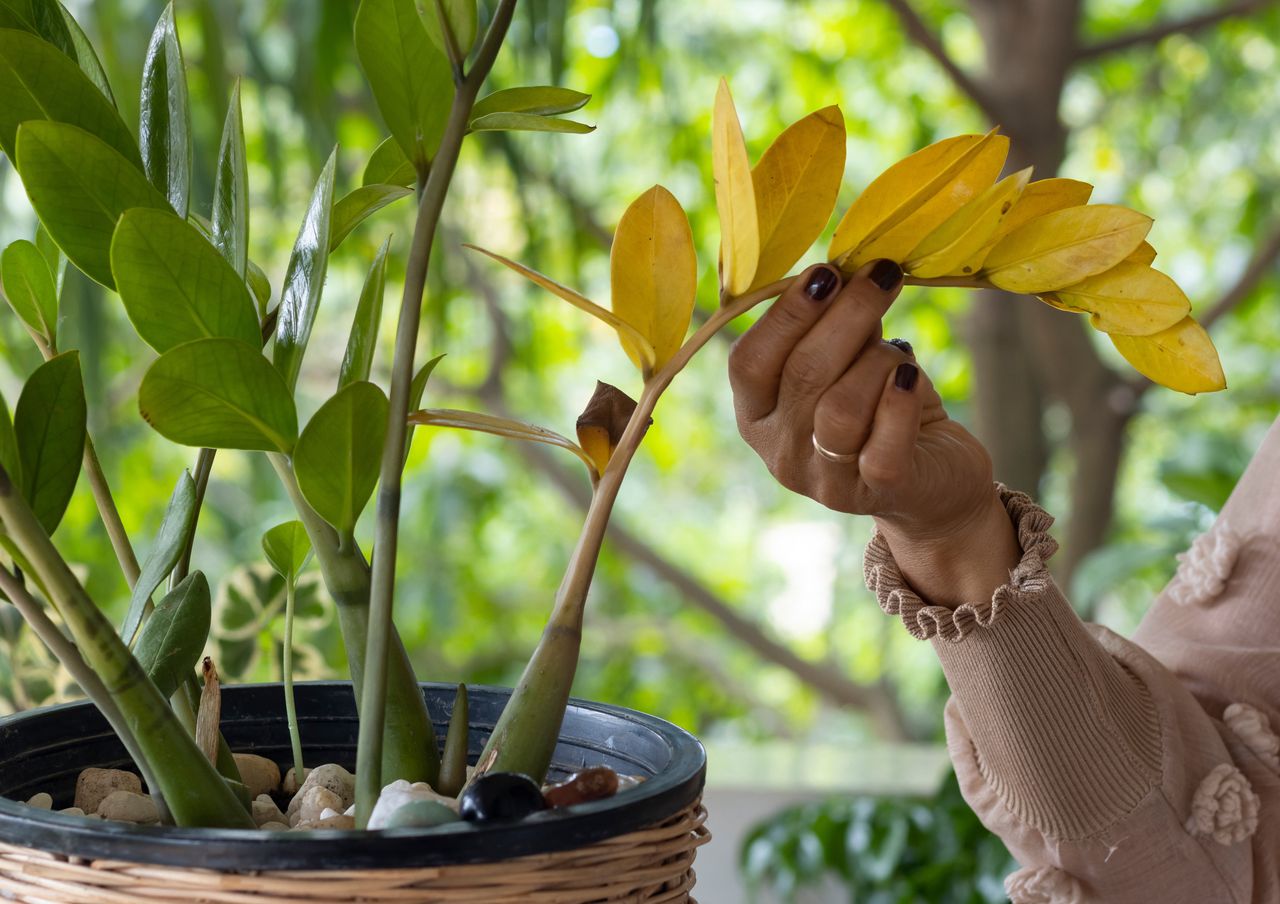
(0, 682, 706, 870)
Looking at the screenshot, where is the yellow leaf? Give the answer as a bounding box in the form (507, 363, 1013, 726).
(465, 244, 657, 372)
(1036, 292, 1090, 315)
(1109, 317, 1225, 394)
(904, 167, 1032, 278)
(827, 130, 1008, 272)
(1055, 262, 1190, 335)
(713, 79, 759, 295)
(610, 185, 698, 373)
(1125, 241, 1157, 265)
(749, 105, 846, 290)
(982, 204, 1151, 293)
(985, 177, 1093, 247)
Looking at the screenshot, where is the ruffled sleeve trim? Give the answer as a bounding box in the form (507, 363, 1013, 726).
(862, 484, 1059, 642)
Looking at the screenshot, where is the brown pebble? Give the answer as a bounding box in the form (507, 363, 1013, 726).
(97, 790, 159, 824)
(75, 768, 141, 815)
(24, 793, 52, 810)
(289, 786, 342, 827)
(260, 821, 290, 831)
(233, 754, 282, 799)
(543, 766, 620, 808)
(252, 795, 287, 827)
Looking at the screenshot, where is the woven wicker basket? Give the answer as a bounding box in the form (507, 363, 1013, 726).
(0, 684, 710, 904)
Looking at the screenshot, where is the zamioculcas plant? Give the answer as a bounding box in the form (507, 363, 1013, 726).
(0, 0, 1222, 838)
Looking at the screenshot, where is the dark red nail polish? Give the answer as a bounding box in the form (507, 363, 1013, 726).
(868, 259, 903, 292)
(804, 266, 839, 301)
(887, 337, 913, 356)
(894, 362, 918, 391)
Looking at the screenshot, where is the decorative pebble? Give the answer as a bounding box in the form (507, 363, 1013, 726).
(24, 793, 52, 810)
(260, 821, 290, 831)
(282, 767, 310, 796)
(97, 790, 159, 824)
(286, 764, 355, 819)
(459, 773, 546, 823)
(252, 795, 287, 827)
(233, 754, 282, 799)
(289, 786, 342, 827)
(367, 780, 458, 830)
(293, 814, 356, 831)
(384, 800, 460, 829)
(75, 768, 141, 815)
(543, 766, 619, 809)
(58, 807, 85, 818)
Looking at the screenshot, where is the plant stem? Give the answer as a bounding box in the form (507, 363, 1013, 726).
(356, 0, 518, 827)
(283, 575, 305, 781)
(173, 447, 216, 586)
(267, 453, 437, 786)
(82, 437, 141, 587)
(903, 275, 991, 289)
(0, 467, 252, 827)
(479, 275, 793, 780)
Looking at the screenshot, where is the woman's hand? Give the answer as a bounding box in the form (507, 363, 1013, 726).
(728, 261, 1021, 607)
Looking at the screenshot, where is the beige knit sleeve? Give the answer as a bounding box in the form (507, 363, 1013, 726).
(864, 486, 1268, 903)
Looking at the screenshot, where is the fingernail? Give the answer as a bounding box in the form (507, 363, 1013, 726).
(868, 259, 903, 292)
(894, 362, 918, 391)
(887, 338, 913, 356)
(804, 265, 840, 301)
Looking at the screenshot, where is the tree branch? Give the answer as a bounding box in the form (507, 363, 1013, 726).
(1076, 0, 1279, 61)
(879, 0, 1004, 124)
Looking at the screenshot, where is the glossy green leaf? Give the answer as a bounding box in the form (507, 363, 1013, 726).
(0, 389, 21, 490)
(403, 353, 444, 465)
(34, 222, 64, 294)
(139, 4, 191, 217)
(212, 80, 247, 278)
(262, 520, 313, 581)
(469, 112, 594, 134)
(140, 338, 298, 453)
(339, 237, 390, 389)
(293, 381, 388, 533)
(1, 239, 57, 344)
(354, 0, 453, 167)
(25, 0, 71, 59)
(273, 149, 336, 392)
(471, 86, 590, 120)
(0, 28, 139, 165)
(330, 183, 412, 252)
(121, 469, 197, 644)
(415, 0, 476, 58)
(247, 260, 271, 319)
(14, 350, 85, 533)
(15, 121, 169, 289)
(111, 209, 261, 353)
(134, 571, 211, 699)
(362, 136, 415, 188)
(53, 2, 113, 104)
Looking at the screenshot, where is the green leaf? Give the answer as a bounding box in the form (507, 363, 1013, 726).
(15, 121, 169, 289)
(0, 389, 21, 490)
(25, 0, 70, 59)
(262, 520, 312, 581)
(471, 86, 589, 120)
(0, 27, 139, 165)
(469, 112, 594, 134)
(339, 236, 390, 389)
(414, 0, 476, 58)
(111, 208, 260, 353)
(53, 2, 113, 104)
(247, 259, 271, 319)
(121, 469, 198, 644)
(354, 0, 453, 168)
(134, 571, 211, 699)
(34, 222, 64, 294)
(140, 338, 298, 453)
(330, 184, 412, 253)
(212, 80, 247, 278)
(14, 350, 85, 533)
(1, 239, 57, 344)
(404, 353, 444, 465)
(139, 4, 191, 217)
(362, 135, 415, 188)
(293, 381, 388, 533)
(273, 149, 336, 392)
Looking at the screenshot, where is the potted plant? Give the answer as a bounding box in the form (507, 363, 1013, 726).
(0, 0, 1221, 899)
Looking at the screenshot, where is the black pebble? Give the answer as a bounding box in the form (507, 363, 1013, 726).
(458, 772, 547, 823)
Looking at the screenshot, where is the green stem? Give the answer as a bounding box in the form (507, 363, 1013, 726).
(0, 467, 252, 827)
(83, 437, 141, 588)
(480, 276, 793, 780)
(903, 275, 990, 289)
(283, 576, 305, 780)
(356, 0, 519, 827)
(267, 453, 437, 786)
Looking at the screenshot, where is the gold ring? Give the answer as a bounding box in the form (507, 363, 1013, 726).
(812, 432, 859, 463)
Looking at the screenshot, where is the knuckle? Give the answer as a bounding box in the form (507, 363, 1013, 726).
(814, 398, 869, 443)
(727, 335, 762, 378)
(859, 456, 905, 487)
(782, 348, 830, 393)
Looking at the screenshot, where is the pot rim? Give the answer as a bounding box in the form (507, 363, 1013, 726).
(0, 681, 707, 870)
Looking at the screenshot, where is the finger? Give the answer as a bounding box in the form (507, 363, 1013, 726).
(728, 264, 842, 424)
(775, 259, 905, 416)
(811, 340, 912, 458)
(859, 361, 926, 495)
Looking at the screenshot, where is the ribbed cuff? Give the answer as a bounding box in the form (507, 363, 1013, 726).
(863, 484, 1059, 642)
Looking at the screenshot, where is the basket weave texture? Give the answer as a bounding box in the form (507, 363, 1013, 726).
(0, 801, 708, 904)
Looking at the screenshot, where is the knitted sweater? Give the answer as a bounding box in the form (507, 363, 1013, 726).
(864, 416, 1280, 904)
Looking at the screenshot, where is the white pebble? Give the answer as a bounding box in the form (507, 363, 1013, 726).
(367, 779, 458, 830)
(97, 790, 159, 824)
(24, 793, 52, 809)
